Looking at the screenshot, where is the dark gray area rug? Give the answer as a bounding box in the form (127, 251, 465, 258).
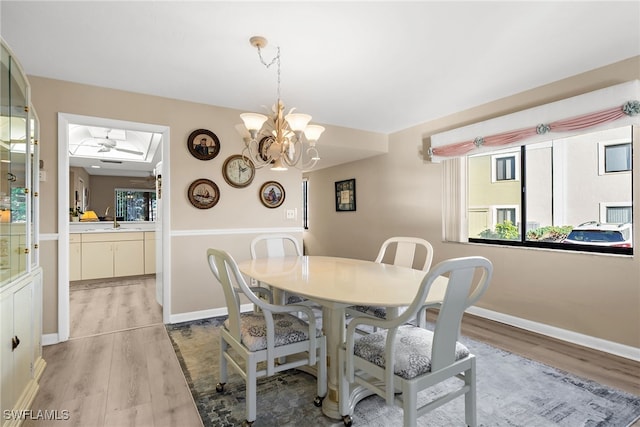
(166, 317, 640, 427)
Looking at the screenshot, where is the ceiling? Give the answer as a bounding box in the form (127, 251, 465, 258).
(67, 124, 162, 176)
(1, 1, 639, 171)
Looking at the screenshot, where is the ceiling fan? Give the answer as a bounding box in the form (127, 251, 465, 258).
(94, 133, 144, 155)
(74, 129, 144, 156)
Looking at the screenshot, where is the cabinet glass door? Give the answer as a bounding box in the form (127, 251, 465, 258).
(30, 111, 38, 268)
(0, 43, 29, 285)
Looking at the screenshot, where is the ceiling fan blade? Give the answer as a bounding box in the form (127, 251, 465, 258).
(113, 146, 144, 155)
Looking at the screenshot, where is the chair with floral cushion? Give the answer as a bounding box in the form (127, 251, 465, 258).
(207, 248, 327, 426)
(338, 256, 493, 427)
(346, 237, 434, 328)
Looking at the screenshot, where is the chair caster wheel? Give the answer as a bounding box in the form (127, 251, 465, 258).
(342, 415, 353, 426)
(313, 395, 323, 407)
(215, 382, 225, 392)
(242, 421, 253, 427)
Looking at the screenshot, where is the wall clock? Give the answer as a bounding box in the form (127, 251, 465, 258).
(222, 154, 255, 188)
(187, 178, 220, 209)
(187, 129, 220, 160)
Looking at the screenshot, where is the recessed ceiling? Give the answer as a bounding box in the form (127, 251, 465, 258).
(68, 124, 161, 176)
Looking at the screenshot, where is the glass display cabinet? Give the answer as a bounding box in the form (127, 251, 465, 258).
(0, 37, 44, 424)
(0, 41, 36, 285)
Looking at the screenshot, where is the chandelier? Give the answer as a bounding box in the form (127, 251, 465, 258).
(237, 36, 324, 171)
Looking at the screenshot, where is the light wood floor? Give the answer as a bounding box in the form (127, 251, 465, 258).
(69, 275, 162, 339)
(26, 276, 203, 427)
(27, 277, 639, 426)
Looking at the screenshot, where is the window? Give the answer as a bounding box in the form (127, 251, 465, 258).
(495, 156, 516, 181)
(115, 188, 156, 221)
(468, 126, 633, 254)
(496, 208, 516, 224)
(605, 205, 632, 223)
(302, 179, 309, 230)
(604, 143, 631, 173)
(491, 151, 520, 183)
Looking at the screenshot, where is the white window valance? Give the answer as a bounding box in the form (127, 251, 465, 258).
(429, 80, 640, 163)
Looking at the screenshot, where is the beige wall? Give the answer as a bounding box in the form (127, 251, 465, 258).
(30, 76, 381, 334)
(304, 56, 640, 348)
(30, 56, 640, 348)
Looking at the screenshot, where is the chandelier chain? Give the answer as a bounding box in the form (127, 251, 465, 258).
(256, 46, 281, 100)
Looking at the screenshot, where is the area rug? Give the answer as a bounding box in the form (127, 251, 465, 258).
(166, 316, 640, 427)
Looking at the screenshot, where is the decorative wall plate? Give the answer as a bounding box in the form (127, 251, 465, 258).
(187, 178, 220, 209)
(258, 136, 275, 162)
(187, 129, 220, 160)
(259, 181, 285, 208)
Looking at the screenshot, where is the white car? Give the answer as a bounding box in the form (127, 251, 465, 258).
(562, 222, 632, 248)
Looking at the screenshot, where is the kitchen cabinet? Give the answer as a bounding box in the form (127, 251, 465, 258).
(144, 232, 155, 274)
(80, 232, 144, 280)
(1, 273, 43, 427)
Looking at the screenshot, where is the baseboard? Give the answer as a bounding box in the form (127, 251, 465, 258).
(466, 306, 640, 362)
(3, 378, 39, 427)
(33, 357, 46, 382)
(169, 304, 253, 324)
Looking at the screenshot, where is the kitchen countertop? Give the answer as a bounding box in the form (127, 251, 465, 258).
(69, 222, 156, 234)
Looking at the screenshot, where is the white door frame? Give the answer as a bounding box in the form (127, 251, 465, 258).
(57, 113, 171, 342)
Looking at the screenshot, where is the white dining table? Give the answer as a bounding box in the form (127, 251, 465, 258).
(237, 255, 448, 420)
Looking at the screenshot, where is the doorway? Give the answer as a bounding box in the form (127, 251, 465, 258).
(57, 113, 171, 342)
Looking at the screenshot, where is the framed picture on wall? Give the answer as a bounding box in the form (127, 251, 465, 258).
(187, 178, 220, 209)
(335, 178, 356, 212)
(187, 128, 221, 160)
(259, 181, 285, 208)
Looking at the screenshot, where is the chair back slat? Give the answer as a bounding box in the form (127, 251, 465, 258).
(250, 234, 302, 259)
(393, 241, 418, 268)
(207, 248, 243, 340)
(375, 236, 434, 271)
(430, 257, 492, 371)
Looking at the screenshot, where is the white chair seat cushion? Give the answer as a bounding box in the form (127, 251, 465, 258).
(353, 325, 470, 379)
(224, 312, 322, 352)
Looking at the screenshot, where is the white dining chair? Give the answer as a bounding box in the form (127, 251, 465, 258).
(250, 233, 316, 308)
(207, 248, 327, 426)
(346, 237, 434, 327)
(338, 256, 493, 427)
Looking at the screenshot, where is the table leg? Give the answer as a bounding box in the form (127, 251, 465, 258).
(321, 305, 345, 420)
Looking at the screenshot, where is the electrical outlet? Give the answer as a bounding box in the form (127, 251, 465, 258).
(39, 171, 47, 181)
(285, 209, 296, 220)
